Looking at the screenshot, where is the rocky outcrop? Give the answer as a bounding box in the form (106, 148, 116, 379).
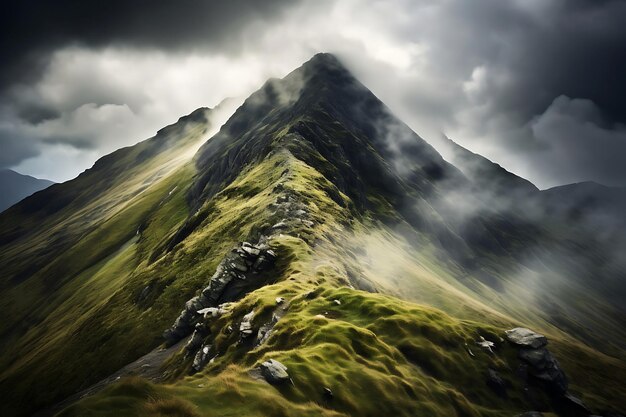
(505, 327, 596, 417)
(163, 240, 277, 345)
(505, 328, 567, 395)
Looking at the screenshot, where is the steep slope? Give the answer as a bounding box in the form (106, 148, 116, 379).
(0, 103, 237, 416)
(0, 54, 624, 417)
(0, 169, 54, 212)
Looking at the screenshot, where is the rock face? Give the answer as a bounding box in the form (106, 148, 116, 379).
(505, 328, 548, 349)
(259, 359, 290, 384)
(163, 240, 277, 345)
(504, 328, 568, 396)
(505, 327, 592, 416)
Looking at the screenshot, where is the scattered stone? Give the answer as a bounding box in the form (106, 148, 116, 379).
(505, 328, 547, 349)
(332, 299, 341, 306)
(476, 336, 495, 353)
(259, 359, 290, 384)
(323, 387, 333, 400)
(275, 297, 285, 305)
(313, 314, 326, 319)
(464, 343, 475, 357)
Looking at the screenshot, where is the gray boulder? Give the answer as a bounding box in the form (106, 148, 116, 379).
(505, 328, 547, 349)
(259, 359, 290, 384)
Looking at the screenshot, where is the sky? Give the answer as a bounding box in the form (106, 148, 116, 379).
(1, 0, 625, 188)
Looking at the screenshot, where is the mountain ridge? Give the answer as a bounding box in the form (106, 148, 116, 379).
(0, 53, 624, 417)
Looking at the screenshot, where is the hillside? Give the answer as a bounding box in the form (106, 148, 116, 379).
(0, 169, 53, 213)
(0, 54, 624, 417)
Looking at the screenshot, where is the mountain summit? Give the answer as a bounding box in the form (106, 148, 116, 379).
(0, 54, 624, 417)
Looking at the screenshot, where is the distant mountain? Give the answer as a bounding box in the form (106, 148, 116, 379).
(0, 169, 53, 212)
(0, 54, 624, 417)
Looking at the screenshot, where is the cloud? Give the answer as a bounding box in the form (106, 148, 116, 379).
(527, 95, 626, 187)
(1, 0, 625, 186)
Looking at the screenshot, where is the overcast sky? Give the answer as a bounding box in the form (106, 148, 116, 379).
(1, 0, 625, 188)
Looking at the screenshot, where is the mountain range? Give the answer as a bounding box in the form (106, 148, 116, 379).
(0, 169, 53, 213)
(0, 53, 624, 417)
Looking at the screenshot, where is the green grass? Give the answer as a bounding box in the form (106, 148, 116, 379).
(0, 105, 624, 417)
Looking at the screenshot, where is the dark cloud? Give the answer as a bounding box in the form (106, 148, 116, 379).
(0, 0, 625, 187)
(0, 0, 302, 91)
(0, 127, 40, 167)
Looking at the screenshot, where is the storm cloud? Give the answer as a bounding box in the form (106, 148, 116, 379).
(1, 0, 625, 187)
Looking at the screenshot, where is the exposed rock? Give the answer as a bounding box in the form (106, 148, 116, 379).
(505, 328, 547, 349)
(275, 297, 285, 305)
(241, 245, 261, 257)
(529, 357, 568, 395)
(323, 387, 333, 400)
(240, 310, 255, 338)
(164, 241, 278, 344)
(184, 323, 208, 355)
(259, 359, 290, 384)
(256, 314, 279, 346)
(231, 259, 248, 272)
(192, 344, 211, 372)
(506, 327, 568, 397)
(332, 299, 341, 306)
(518, 347, 552, 370)
(486, 368, 507, 397)
(197, 307, 220, 318)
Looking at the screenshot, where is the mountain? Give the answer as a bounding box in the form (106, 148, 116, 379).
(0, 169, 54, 212)
(0, 53, 624, 417)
